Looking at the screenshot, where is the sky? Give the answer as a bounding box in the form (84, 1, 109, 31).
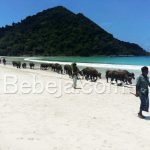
(0, 0, 150, 51)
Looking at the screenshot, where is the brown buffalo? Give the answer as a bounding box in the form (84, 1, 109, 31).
(106, 69, 135, 84)
(81, 67, 101, 82)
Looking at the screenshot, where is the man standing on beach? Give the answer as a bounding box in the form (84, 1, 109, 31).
(72, 63, 78, 89)
(136, 66, 150, 119)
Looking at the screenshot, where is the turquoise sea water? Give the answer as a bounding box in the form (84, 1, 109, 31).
(30, 56, 150, 66)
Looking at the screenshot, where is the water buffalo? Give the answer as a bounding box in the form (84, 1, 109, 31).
(12, 61, 17, 67)
(55, 63, 63, 74)
(3, 58, 6, 65)
(51, 64, 56, 71)
(106, 69, 135, 84)
(29, 62, 35, 69)
(22, 63, 27, 69)
(40, 63, 52, 70)
(64, 65, 72, 77)
(51, 63, 63, 74)
(12, 61, 21, 68)
(81, 67, 101, 82)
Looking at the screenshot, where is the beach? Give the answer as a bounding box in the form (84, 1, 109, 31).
(0, 63, 150, 150)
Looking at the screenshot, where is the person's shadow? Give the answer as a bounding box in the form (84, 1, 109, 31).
(74, 87, 82, 89)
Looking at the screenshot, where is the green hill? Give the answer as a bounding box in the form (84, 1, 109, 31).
(0, 6, 148, 56)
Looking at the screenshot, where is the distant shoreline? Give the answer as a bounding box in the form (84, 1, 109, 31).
(1, 54, 149, 58)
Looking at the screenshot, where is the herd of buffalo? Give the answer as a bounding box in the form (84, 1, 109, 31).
(11, 61, 135, 85)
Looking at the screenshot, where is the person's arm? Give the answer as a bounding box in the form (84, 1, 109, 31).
(148, 77, 150, 87)
(136, 77, 141, 97)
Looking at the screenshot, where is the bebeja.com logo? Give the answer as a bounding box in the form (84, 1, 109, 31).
(2, 74, 134, 98)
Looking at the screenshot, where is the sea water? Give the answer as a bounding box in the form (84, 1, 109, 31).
(24, 56, 150, 69)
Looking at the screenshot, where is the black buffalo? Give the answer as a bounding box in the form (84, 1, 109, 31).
(22, 63, 27, 69)
(12, 61, 21, 68)
(51, 63, 63, 74)
(40, 63, 52, 70)
(29, 63, 35, 69)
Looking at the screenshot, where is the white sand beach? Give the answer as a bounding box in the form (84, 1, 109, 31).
(0, 64, 150, 150)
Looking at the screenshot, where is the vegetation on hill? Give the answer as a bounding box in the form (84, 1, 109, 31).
(0, 6, 148, 56)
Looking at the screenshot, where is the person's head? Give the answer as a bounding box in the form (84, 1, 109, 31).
(141, 66, 149, 76)
(72, 63, 76, 67)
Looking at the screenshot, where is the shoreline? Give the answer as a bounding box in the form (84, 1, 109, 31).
(1, 56, 149, 71)
(24, 57, 144, 71)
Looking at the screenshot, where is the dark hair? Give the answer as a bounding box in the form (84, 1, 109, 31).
(141, 66, 148, 72)
(72, 63, 76, 66)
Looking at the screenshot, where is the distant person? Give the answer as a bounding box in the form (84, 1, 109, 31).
(71, 63, 78, 89)
(0, 59, 1, 64)
(3, 58, 6, 65)
(136, 66, 150, 119)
